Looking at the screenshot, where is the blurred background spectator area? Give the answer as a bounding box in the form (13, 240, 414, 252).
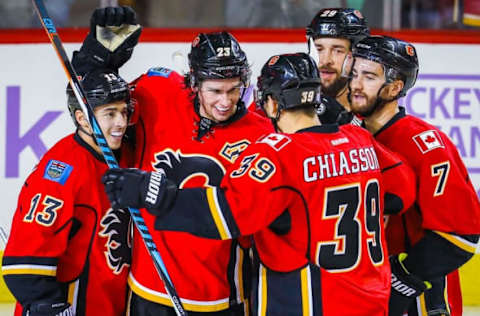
(1, 0, 479, 30)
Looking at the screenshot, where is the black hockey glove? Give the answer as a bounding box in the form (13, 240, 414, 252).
(28, 302, 73, 316)
(102, 168, 168, 211)
(72, 6, 142, 75)
(389, 253, 432, 316)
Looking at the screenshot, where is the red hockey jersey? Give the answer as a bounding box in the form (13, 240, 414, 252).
(129, 67, 273, 311)
(155, 124, 417, 316)
(2, 134, 132, 316)
(375, 108, 480, 316)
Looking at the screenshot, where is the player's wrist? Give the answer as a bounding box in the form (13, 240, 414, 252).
(389, 253, 431, 316)
(28, 301, 73, 316)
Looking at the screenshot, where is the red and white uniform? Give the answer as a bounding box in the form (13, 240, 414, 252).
(156, 124, 416, 316)
(2, 134, 132, 316)
(375, 107, 480, 316)
(129, 67, 273, 312)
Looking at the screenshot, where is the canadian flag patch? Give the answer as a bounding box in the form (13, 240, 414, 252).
(412, 130, 444, 153)
(258, 133, 291, 151)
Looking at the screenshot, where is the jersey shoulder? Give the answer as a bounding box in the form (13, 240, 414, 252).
(134, 67, 186, 92)
(254, 132, 292, 152)
(340, 124, 371, 136)
(339, 124, 375, 145)
(242, 110, 274, 132)
(132, 67, 192, 118)
(30, 135, 95, 189)
(399, 116, 452, 155)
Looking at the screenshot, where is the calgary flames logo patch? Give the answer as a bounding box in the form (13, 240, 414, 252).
(405, 45, 415, 57)
(153, 149, 225, 188)
(268, 55, 280, 66)
(99, 208, 131, 275)
(192, 35, 200, 47)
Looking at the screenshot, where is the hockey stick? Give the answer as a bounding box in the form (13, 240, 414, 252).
(31, 1, 187, 315)
(0, 226, 8, 247)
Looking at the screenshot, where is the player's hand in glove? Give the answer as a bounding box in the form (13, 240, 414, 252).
(72, 6, 142, 74)
(389, 253, 432, 316)
(102, 168, 166, 210)
(28, 302, 74, 316)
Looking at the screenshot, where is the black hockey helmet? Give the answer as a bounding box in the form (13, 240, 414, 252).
(187, 31, 250, 87)
(255, 53, 321, 111)
(353, 35, 419, 97)
(306, 8, 370, 46)
(67, 68, 132, 126)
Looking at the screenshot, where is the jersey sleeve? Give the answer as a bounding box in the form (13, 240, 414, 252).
(401, 133, 480, 279)
(154, 142, 293, 240)
(2, 159, 77, 307)
(413, 135, 480, 235)
(372, 138, 416, 215)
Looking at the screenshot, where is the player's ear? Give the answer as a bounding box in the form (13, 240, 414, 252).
(387, 80, 404, 99)
(265, 95, 278, 117)
(75, 110, 91, 131)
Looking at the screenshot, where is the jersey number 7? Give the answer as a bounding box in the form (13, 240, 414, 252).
(431, 161, 450, 197)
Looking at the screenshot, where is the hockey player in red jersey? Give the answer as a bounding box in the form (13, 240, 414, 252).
(2, 69, 133, 316)
(103, 53, 416, 316)
(349, 35, 480, 316)
(72, 7, 273, 315)
(306, 8, 369, 125)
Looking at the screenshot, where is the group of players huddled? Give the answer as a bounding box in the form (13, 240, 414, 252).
(2, 5, 480, 316)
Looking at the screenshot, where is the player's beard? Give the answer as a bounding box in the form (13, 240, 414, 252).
(321, 75, 349, 98)
(350, 90, 379, 117)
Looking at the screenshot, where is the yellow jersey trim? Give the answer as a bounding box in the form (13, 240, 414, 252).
(206, 187, 231, 240)
(301, 266, 313, 316)
(2, 264, 56, 276)
(128, 273, 230, 312)
(434, 231, 477, 254)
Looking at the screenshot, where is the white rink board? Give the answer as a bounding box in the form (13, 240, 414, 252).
(0, 42, 479, 241)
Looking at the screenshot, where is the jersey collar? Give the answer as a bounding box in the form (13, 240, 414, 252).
(74, 132, 121, 164)
(296, 123, 340, 134)
(373, 106, 406, 137)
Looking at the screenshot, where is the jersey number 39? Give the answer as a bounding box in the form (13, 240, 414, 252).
(316, 180, 383, 272)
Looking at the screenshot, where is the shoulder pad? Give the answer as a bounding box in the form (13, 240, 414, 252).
(43, 159, 73, 185)
(147, 67, 173, 78)
(412, 130, 445, 154)
(257, 133, 291, 151)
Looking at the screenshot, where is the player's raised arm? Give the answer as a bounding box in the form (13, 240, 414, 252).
(72, 6, 142, 75)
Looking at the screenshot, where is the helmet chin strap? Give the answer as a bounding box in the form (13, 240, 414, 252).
(76, 116, 100, 147)
(362, 83, 396, 117)
(336, 84, 348, 100)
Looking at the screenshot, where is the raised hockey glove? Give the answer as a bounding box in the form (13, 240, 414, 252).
(102, 168, 168, 211)
(28, 302, 73, 316)
(389, 253, 432, 316)
(72, 6, 142, 75)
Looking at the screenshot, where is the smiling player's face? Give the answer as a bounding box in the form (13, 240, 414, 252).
(197, 78, 243, 122)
